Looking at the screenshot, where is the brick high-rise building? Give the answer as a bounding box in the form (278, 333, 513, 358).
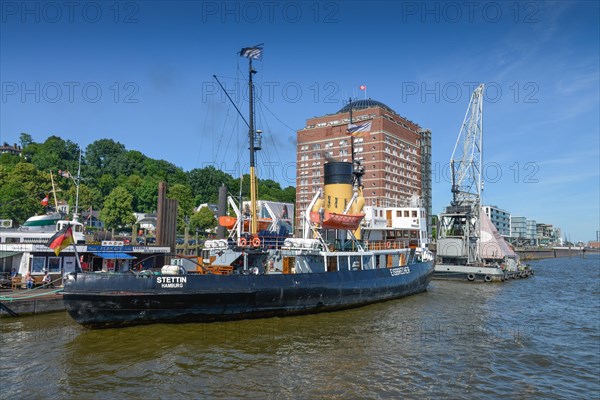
(296, 99, 431, 234)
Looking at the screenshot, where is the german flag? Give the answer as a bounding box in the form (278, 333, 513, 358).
(47, 224, 74, 256)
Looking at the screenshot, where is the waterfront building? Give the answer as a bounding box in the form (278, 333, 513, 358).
(509, 217, 562, 247)
(195, 203, 218, 215)
(296, 99, 431, 236)
(536, 223, 559, 246)
(0, 242, 170, 279)
(509, 216, 529, 247)
(134, 212, 157, 232)
(526, 219, 537, 244)
(482, 205, 511, 237)
(511, 216, 526, 238)
(81, 210, 104, 230)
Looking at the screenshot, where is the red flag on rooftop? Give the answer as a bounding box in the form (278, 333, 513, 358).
(360, 85, 366, 90)
(41, 195, 49, 206)
(47, 224, 74, 256)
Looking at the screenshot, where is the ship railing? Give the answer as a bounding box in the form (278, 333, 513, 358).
(256, 235, 290, 250)
(365, 197, 423, 208)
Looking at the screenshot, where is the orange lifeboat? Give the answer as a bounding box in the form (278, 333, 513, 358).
(321, 212, 365, 230)
(218, 216, 237, 229)
(242, 219, 272, 231)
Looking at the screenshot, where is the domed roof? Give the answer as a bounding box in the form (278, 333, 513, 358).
(338, 99, 395, 114)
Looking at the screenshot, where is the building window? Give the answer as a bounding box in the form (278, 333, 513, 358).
(48, 257, 61, 273)
(31, 257, 45, 273)
(404, 211, 409, 217)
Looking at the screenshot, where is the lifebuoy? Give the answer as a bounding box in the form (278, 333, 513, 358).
(386, 241, 391, 249)
(239, 238, 247, 246)
(467, 273, 475, 281)
(484, 275, 492, 282)
(252, 237, 261, 247)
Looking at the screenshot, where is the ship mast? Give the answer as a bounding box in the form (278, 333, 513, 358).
(248, 56, 258, 235)
(50, 171, 59, 210)
(72, 148, 82, 221)
(240, 44, 263, 236)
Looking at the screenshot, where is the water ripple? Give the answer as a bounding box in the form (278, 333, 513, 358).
(1, 255, 598, 399)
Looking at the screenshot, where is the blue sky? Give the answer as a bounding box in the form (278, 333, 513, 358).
(1, 1, 598, 242)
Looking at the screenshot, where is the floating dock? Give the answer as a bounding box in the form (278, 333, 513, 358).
(0, 288, 65, 318)
(433, 264, 534, 283)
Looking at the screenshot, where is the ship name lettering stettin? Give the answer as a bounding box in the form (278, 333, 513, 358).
(157, 276, 187, 288)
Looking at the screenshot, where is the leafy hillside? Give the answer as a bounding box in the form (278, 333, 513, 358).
(0, 134, 295, 232)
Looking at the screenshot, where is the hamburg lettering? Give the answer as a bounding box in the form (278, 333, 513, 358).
(390, 267, 410, 276)
(156, 276, 187, 288)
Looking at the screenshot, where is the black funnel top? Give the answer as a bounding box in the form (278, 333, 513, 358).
(324, 162, 353, 185)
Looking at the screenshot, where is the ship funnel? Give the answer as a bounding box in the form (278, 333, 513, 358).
(323, 162, 353, 214)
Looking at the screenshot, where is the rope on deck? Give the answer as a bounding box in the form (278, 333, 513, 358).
(0, 287, 64, 302)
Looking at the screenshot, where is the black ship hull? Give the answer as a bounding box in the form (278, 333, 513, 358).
(63, 261, 433, 328)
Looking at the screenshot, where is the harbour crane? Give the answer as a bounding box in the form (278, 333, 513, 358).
(438, 84, 485, 265)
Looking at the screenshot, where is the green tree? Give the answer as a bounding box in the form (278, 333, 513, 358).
(132, 178, 159, 213)
(96, 174, 117, 197)
(0, 162, 51, 224)
(280, 186, 296, 203)
(145, 159, 187, 185)
(0, 152, 20, 167)
(85, 139, 126, 179)
(28, 136, 79, 172)
(187, 166, 235, 204)
(19, 133, 34, 148)
(190, 207, 217, 233)
(100, 186, 135, 231)
(66, 183, 102, 212)
(0, 182, 36, 224)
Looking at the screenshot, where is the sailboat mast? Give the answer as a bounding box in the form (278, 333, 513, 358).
(248, 57, 258, 235)
(74, 148, 82, 220)
(50, 171, 59, 210)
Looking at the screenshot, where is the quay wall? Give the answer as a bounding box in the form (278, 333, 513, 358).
(516, 248, 596, 261)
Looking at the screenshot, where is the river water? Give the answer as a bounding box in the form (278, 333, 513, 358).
(1, 255, 599, 399)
